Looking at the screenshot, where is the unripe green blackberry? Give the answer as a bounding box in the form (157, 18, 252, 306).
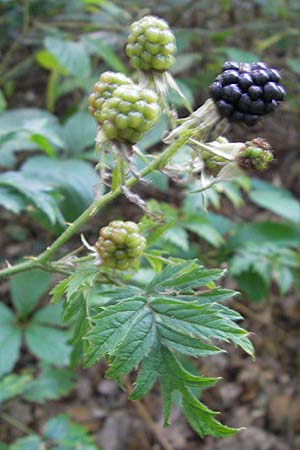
(97, 84, 161, 143)
(126, 15, 176, 72)
(237, 138, 273, 171)
(202, 150, 226, 176)
(96, 221, 146, 270)
(88, 71, 133, 121)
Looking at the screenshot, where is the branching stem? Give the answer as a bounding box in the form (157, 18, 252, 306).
(0, 133, 189, 279)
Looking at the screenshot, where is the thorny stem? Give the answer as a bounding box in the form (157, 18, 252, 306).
(0, 133, 190, 279)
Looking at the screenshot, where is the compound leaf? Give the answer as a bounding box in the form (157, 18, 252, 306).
(10, 269, 51, 317)
(24, 364, 76, 404)
(81, 260, 252, 438)
(0, 303, 22, 376)
(44, 414, 97, 449)
(0, 374, 32, 403)
(10, 436, 43, 450)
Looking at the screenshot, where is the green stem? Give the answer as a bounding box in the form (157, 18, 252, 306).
(0, 412, 35, 436)
(0, 134, 188, 279)
(46, 70, 59, 112)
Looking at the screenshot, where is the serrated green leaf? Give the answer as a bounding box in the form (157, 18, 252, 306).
(0, 303, 22, 376)
(21, 156, 98, 222)
(35, 50, 68, 74)
(25, 323, 71, 366)
(0, 186, 26, 214)
(195, 288, 239, 304)
(24, 365, 75, 403)
(181, 388, 237, 438)
(131, 344, 230, 437)
(32, 303, 63, 326)
(163, 226, 190, 251)
(85, 298, 146, 367)
(234, 271, 268, 302)
(50, 279, 70, 304)
(61, 112, 96, 155)
(45, 37, 91, 81)
(0, 374, 32, 403)
(44, 414, 97, 449)
(146, 261, 224, 292)
(151, 297, 247, 342)
(83, 259, 252, 438)
(249, 179, 300, 224)
(144, 252, 164, 272)
(107, 308, 156, 378)
(156, 323, 222, 357)
(83, 36, 127, 73)
(10, 270, 51, 317)
(10, 436, 43, 450)
(0, 172, 59, 224)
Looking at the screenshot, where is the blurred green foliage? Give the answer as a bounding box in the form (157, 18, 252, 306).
(0, 0, 299, 444)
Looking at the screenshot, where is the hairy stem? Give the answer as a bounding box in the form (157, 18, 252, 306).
(0, 133, 189, 279)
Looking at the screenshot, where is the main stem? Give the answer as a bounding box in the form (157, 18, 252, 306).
(0, 133, 189, 279)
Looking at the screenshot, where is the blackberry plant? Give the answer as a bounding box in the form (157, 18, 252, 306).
(210, 61, 286, 126)
(88, 71, 133, 121)
(97, 84, 161, 144)
(126, 15, 176, 72)
(0, 14, 287, 448)
(96, 220, 146, 270)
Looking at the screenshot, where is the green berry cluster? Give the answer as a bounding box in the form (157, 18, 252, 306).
(238, 138, 273, 171)
(88, 71, 133, 121)
(126, 15, 176, 72)
(96, 221, 146, 270)
(96, 85, 161, 143)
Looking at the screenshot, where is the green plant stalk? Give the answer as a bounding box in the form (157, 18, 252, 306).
(46, 70, 59, 112)
(0, 412, 35, 436)
(0, 133, 190, 279)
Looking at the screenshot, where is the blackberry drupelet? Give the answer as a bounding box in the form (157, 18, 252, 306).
(88, 72, 133, 121)
(96, 221, 146, 270)
(126, 15, 176, 72)
(209, 61, 286, 126)
(97, 84, 161, 144)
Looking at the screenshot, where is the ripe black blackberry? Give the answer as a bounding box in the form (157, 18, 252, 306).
(209, 61, 286, 126)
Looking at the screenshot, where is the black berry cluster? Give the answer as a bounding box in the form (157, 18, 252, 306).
(209, 62, 286, 126)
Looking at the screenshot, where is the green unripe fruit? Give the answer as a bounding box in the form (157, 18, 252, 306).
(99, 85, 161, 143)
(126, 16, 176, 72)
(96, 221, 146, 270)
(88, 71, 133, 120)
(238, 138, 274, 171)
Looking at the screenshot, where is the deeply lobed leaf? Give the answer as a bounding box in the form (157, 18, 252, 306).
(73, 260, 254, 438)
